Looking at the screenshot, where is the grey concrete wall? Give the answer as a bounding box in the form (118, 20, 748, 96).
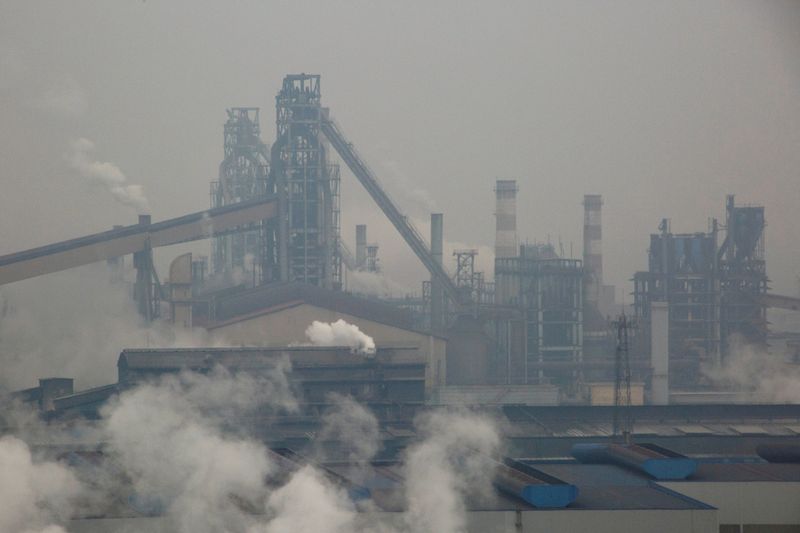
(651, 300, 670, 404)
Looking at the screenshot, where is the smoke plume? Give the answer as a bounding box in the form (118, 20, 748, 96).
(68, 137, 150, 214)
(305, 319, 376, 355)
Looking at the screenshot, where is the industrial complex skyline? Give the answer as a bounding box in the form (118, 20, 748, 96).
(1, 1, 798, 295)
(1, 3, 800, 532)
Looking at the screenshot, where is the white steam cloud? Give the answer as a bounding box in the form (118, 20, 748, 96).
(3, 362, 502, 532)
(0, 263, 222, 392)
(403, 410, 500, 533)
(101, 370, 280, 532)
(305, 319, 376, 355)
(347, 270, 410, 298)
(0, 436, 81, 533)
(68, 137, 150, 214)
(315, 394, 381, 481)
(259, 466, 357, 533)
(704, 335, 800, 403)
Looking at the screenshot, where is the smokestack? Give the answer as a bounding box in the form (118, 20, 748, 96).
(583, 194, 603, 308)
(138, 214, 151, 226)
(650, 301, 669, 404)
(355, 224, 367, 269)
(494, 180, 518, 258)
(431, 213, 444, 332)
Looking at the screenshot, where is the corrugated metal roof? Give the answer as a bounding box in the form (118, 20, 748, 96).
(520, 462, 712, 510)
(687, 462, 800, 482)
(728, 424, 768, 436)
(675, 424, 714, 435)
(118, 346, 419, 371)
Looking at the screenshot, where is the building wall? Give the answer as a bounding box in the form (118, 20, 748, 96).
(521, 509, 717, 533)
(209, 303, 446, 389)
(660, 482, 800, 530)
(586, 382, 645, 406)
(429, 384, 559, 406)
(69, 509, 717, 533)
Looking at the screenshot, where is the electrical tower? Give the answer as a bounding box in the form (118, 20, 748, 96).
(612, 313, 633, 442)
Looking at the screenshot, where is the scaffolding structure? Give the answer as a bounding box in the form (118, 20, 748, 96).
(633, 220, 720, 385)
(365, 244, 380, 273)
(495, 256, 583, 388)
(211, 108, 270, 282)
(454, 249, 478, 289)
(270, 75, 340, 288)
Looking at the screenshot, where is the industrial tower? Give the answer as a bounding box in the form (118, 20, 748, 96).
(633, 195, 768, 388)
(211, 108, 270, 282)
(269, 74, 341, 288)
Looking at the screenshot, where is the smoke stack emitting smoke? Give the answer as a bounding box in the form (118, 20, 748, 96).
(68, 138, 150, 214)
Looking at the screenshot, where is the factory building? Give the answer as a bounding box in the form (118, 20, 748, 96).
(193, 281, 446, 391)
(634, 195, 769, 390)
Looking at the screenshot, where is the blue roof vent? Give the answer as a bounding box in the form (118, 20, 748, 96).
(571, 443, 697, 480)
(494, 457, 579, 508)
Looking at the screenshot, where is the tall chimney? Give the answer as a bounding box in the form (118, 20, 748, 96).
(355, 224, 367, 269)
(583, 194, 603, 308)
(430, 213, 444, 332)
(650, 301, 669, 404)
(494, 180, 518, 258)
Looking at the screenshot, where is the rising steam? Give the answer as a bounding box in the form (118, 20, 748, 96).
(704, 334, 800, 403)
(2, 362, 502, 532)
(305, 319, 376, 355)
(68, 137, 150, 214)
(403, 410, 501, 533)
(0, 436, 81, 533)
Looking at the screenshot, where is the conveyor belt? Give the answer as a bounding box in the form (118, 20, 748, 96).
(0, 196, 277, 286)
(321, 116, 466, 305)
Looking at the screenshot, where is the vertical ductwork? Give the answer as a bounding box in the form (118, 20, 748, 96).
(355, 224, 367, 269)
(495, 180, 518, 259)
(650, 301, 669, 404)
(583, 194, 603, 309)
(431, 213, 444, 332)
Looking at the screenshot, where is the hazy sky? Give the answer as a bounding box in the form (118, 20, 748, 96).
(0, 1, 798, 295)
